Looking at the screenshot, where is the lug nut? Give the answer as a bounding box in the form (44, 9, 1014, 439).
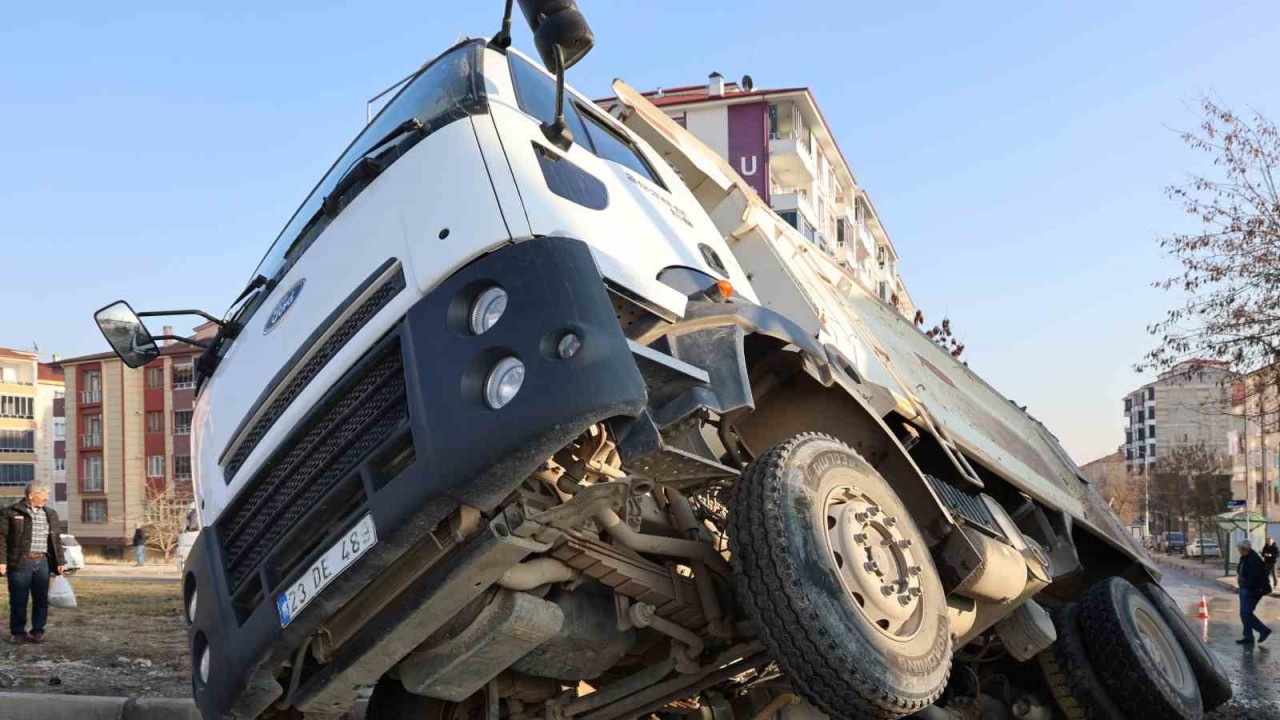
(853, 533, 869, 545)
(897, 539, 912, 550)
(898, 593, 912, 606)
(881, 583, 896, 597)
(908, 565, 923, 577)
(883, 516, 898, 527)
(855, 511, 870, 523)
(863, 561, 880, 573)
(867, 505, 881, 516)
(908, 587, 922, 598)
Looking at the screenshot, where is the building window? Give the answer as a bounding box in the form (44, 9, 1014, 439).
(146, 366, 165, 388)
(1137, 428, 1145, 441)
(0, 463, 35, 487)
(1125, 430, 1132, 444)
(147, 455, 165, 478)
(0, 395, 34, 418)
(1149, 444, 1156, 458)
(1148, 424, 1155, 438)
(0, 429, 35, 453)
(83, 499, 108, 524)
(53, 390, 64, 401)
(53, 417, 65, 440)
(83, 456, 104, 492)
(81, 370, 101, 404)
(174, 410, 193, 435)
(1126, 448, 1133, 460)
(1148, 387, 1155, 401)
(174, 455, 192, 480)
(1124, 397, 1132, 412)
(1146, 407, 1154, 420)
(81, 414, 102, 449)
(147, 411, 164, 434)
(54, 457, 65, 472)
(172, 365, 195, 390)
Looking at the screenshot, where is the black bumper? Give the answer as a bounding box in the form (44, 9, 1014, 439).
(184, 237, 648, 719)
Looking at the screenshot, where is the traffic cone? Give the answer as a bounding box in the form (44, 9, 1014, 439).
(1197, 595, 1210, 620)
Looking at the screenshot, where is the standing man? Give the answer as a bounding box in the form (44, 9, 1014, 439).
(0, 482, 65, 644)
(1262, 537, 1279, 587)
(132, 524, 147, 566)
(1236, 539, 1273, 646)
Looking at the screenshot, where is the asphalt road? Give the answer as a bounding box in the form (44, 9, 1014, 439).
(1160, 564, 1280, 719)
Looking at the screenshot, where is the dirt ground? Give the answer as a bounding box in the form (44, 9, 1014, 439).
(0, 578, 190, 697)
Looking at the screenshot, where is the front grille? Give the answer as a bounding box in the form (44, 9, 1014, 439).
(219, 338, 408, 591)
(925, 474, 1001, 536)
(223, 264, 405, 482)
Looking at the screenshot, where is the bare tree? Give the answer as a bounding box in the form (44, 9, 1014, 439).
(1141, 98, 1280, 427)
(1149, 444, 1230, 537)
(141, 492, 192, 562)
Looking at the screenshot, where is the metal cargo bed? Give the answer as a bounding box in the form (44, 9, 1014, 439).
(606, 80, 1146, 564)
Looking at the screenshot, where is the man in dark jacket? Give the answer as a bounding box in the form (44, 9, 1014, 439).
(0, 482, 66, 643)
(1262, 537, 1279, 586)
(1237, 539, 1273, 645)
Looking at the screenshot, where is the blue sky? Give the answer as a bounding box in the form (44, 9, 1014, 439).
(2, 1, 1277, 462)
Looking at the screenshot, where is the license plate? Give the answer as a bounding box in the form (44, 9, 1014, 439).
(276, 514, 377, 627)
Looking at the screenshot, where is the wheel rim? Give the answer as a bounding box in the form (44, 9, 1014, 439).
(820, 484, 925, 639)
(1133, 605, 1194, 693)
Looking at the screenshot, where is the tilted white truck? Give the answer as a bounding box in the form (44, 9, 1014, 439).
(94, 4, 1231, 719)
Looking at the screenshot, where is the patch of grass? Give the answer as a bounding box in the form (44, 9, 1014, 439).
(0, 578, 181, 618)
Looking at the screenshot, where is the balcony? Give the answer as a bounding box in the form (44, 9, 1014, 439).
(80, 389, 101, 405)
(771, 187, 818, 227)
(768, 131, 816, 183)
(80, 433, 102, 450)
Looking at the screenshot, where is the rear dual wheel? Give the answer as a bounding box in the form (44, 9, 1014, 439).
(730, 434, 951, 719)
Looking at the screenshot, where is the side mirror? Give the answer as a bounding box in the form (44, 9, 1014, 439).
(94, 300, 160, 369)
(517, 0, 594, 71)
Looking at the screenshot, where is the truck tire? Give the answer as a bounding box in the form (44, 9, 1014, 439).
(1136, 581, 1232, 712)
(729, 433, 951, 719)
(1037, 603, 1125, 720)
(1078, 577, 1202, 720)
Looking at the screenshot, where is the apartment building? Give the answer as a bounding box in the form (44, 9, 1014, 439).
(1228, 366, 1280, 518)
(1121, 359, 1241, 477)
(598, 74, 914, 316)
(0, 348, 66, 521)
(61, 325, 213, 550)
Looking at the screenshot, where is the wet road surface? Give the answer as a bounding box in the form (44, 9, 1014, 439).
(1160, 564, 1280, 719)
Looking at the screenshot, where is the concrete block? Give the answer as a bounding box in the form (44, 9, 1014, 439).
(0, 693, 127, 720)
(124, 697, 201, 720)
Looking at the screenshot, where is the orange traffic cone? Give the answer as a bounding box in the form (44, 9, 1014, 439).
(1197, 595, 1210, 620)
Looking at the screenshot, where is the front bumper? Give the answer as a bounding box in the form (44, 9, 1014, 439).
(184, 237, 648, 719)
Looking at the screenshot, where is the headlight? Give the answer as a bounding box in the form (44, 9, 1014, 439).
(484, 357, 525, 409)
(186, 591, 198, 625)
(199, 646, 211, 684)
(556, 333, 581, 359)
(469, 287, 508, 335)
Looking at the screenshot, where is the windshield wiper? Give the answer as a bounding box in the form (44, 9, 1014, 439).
(321, 117, 427, 218)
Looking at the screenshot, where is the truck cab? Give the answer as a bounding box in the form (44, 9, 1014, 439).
(93, 4, 1229, 720)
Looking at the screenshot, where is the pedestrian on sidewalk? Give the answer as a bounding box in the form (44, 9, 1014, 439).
(0, 482, 66, 644)
(1236, 539, 1273, 646)
(132, 524, 147, 566)
(1263, 537, 1279, 586)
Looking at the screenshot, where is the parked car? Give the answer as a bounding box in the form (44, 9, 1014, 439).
(1186, 538, 1221, 558)
(1162, 531, 1187, 554)
(60, 534, 85, 574)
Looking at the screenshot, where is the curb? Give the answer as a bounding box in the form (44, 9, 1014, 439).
(1150, 555, 1242, 594)
(0, 693, 366, 720)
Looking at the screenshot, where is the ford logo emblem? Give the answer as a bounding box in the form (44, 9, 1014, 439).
(263, 279, 305, 334)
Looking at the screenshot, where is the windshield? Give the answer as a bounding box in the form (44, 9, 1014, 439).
(230, 40, 485, 321)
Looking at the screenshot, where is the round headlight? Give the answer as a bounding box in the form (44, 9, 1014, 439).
(484, 357, 525, 409)
(187, 591, 198, 625)
(469, 287, 508, 335)
(199, 646, 211, 684)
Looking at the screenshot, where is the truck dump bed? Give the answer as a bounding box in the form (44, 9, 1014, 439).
(606, 80, 1147, 566)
